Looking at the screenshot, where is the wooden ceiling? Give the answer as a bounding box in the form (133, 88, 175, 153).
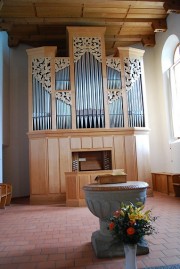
(0, 0, 180, 55)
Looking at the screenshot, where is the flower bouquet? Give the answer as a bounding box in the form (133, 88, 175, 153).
(108, 202, 157, 269)
(108, 202, 157, 244)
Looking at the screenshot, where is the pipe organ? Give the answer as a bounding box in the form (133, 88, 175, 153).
(27, 27, 152, 205)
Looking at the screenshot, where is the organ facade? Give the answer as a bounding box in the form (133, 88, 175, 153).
(27, 27, 152, 205)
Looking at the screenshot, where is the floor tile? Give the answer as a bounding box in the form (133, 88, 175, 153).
(0, 192, 179, 269)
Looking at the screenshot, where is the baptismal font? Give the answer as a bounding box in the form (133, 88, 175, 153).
(83, 170, 149, 258)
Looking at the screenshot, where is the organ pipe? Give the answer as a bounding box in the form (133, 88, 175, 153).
(32, 77, 52, 131)
(28, 42, 146, 131)
(55, 66, 70, 91)
(74, 52, 105, 128)
(106, 64, 123, 128)
(127, 76, 145, 127)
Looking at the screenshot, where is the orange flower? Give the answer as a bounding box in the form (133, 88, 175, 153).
(127, 227, 135, 235)
(109, 222, 115, 230)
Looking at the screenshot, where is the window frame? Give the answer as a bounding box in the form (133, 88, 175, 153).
(170, 43, 180, 139)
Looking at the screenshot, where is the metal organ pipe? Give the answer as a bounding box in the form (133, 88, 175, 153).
(97, 60, 104, 128)
(32, 77, 52, 131)
(55, 66, 70, 91)
(82, 52, 88, 128)
(92, 53, 97, 128)
(106, 65, 124, 128)
(74, 52, 105, 128)
(56, 98, 71, 129)
(31, 52, 145, 131)
(55, 65, 71, 129)
(127, 75, 145, 127)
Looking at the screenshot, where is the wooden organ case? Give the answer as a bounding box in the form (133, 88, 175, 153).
(27, 27, 152, 205)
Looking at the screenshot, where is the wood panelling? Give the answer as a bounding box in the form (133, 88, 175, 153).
(29, 139, 47, 195)
(36, 6, 82, 18)
(65, 170, 112, 206)
(0, 1, 175, 52)
(135, 135, 151, 178)
(103, 136, 113, 148)
(113, 135, 125, 170)
(47, 138, 60, 194)
(59, 138, 71, 193)
(70, 137, 81, 149)
(66, 173, 79, 199)
(81, 137, 92, 149)
(92, 136, 103, 148)
(28, 128, 152, 204)
(124, 136, 138, 181)
(79, 174, 90, 199)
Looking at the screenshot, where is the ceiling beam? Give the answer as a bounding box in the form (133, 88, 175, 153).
(151, 19, 167, 32)
(164, 0, 180, 14)
(1, 0, 166, 3)
(142, 35, 155, 46)
(0, 0, 170, 50)
(7, 33, 156, 47)
(0, 17, 167, 25)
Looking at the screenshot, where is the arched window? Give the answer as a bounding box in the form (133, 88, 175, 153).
(170, 43, 180, 138)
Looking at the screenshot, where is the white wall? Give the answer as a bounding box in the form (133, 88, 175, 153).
(3, 44, 30, 197)
(143, 13, 180, 173)
(0, 32, 10, 183)
(0, 34, 3, 183)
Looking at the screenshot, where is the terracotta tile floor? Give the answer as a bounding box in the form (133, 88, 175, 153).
(0, 192, 180, 269)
